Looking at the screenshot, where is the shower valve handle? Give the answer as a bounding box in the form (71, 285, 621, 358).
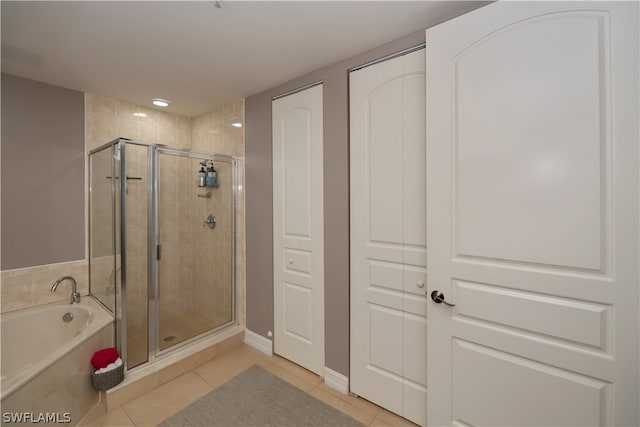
(203, 214, 217, 229)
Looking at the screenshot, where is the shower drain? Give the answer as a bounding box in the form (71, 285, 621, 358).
(163, 335, 176, 342)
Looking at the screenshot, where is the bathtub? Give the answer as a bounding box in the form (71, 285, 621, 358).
(1, 297, 113, 425)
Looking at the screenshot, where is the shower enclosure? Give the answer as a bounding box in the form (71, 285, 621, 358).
(89, 138, 236, 370)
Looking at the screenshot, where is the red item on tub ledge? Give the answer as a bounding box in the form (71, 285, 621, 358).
(90, 347, 120, 369)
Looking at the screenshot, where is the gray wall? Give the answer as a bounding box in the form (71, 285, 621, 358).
(246, 29, 427, 376)
(1, 73, 85, 270)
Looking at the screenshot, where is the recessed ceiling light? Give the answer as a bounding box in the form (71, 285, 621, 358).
(231, 122, 242, 128)
(152, 98, 170, 107)
(133, 112, 147, 118)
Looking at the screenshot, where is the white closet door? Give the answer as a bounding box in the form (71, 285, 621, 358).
(350, 49, 427, 426)
(272, 84, 324, 375)
(426, 2, 639, 425)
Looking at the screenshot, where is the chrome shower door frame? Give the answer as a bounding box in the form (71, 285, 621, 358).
(149, 145, 238, 363)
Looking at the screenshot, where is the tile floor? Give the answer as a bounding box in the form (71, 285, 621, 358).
(83, 344, 418, 427)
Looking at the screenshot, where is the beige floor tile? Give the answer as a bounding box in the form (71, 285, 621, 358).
(372, 409, 420, 427)
(310, 385, 377, 426)
(316, 383, 380, 418)
(220, 344, 274, 367)
(263, 362, 321, 393)
(194, 344, 272, 388)
(81, 408, 135, 427)
(122, 371, 212, 426)
(237, 344, 274, 366)
(107, 373, 160, 411)
(157, 350, 210, 385)
(271, 355, 323, 385)
(370, 416, 394, 427)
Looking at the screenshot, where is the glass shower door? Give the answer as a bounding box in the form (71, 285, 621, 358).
(123, 143, 149, 369)
(156, 149, 235, 352)
(89, 145, 116, 314)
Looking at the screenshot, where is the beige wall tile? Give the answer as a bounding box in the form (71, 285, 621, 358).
(115, 102, 139, 140)
(1, 260, 89, 313)
(191, 99, 244, 157)
(158, 111, 180, 148)
(85, 94, 193, 150)
(1, 271, 34, 312)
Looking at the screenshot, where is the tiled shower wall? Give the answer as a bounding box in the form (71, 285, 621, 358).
(191, 101, 245, 328)
(1, 94, 246, 337)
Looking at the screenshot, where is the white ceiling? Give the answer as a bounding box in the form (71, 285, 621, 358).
(2, 1, 484, 117)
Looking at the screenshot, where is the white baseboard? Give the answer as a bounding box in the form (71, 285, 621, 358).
(244, 329, 273, 356)
(324, 367, 349, 394)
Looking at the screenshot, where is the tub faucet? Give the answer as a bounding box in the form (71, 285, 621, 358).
(51, 276, 81, 304)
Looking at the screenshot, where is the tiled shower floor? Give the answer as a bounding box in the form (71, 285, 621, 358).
(126, 311, 232, 368)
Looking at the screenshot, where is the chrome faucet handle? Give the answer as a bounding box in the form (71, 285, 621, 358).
(203, 214, 217, 229)
(71, 291, 81, 304)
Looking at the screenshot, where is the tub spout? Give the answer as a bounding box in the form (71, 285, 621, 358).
(50, 276, 81, 304)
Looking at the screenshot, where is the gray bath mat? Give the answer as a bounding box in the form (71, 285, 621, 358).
(158, 365, 364, 427)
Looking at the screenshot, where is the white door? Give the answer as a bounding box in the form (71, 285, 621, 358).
(272, 84, 325, 375)
(426, 2, 639, 425)
(350, 49, 427, 426)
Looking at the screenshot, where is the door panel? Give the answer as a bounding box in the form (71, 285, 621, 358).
(454, 281, 610, 349)
(455, 9, 604, 270)
(403, 313, 427, 383)
(368, 79, 404, 245)
(426, 2, 638, 425)
(350, 48, 427, 426)
(370, 305, 404, 376)
(283, 109, 312, 238)
(272, 84, 324, 375)
(402, 74, 426, 250)
(283, 249, 312, 275)
(283, 282, 312, 341)
(454, 340, 608, 426)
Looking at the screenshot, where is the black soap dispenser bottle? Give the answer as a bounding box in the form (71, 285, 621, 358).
(198, 165, 207, 187)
